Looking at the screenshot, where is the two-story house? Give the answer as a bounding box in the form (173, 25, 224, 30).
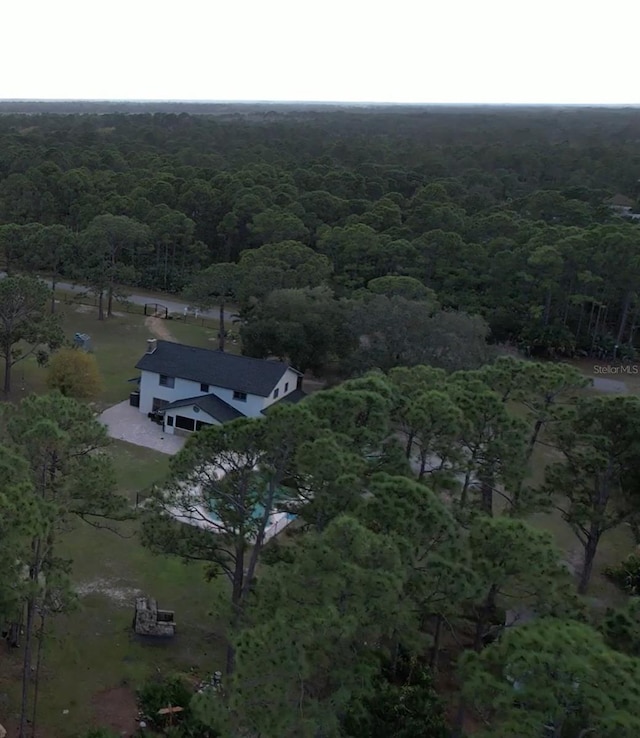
(134, 339, 304, 434)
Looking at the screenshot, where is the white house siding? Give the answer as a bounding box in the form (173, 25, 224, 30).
(262, 368, 301, 410)
(138, 371, 209, 415)
(207, 385, 266, 417)
(139, 370, 270, 419)
(164, 404, 218, 435)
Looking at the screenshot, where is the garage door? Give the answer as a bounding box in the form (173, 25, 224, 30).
(175, 415, 195, 431)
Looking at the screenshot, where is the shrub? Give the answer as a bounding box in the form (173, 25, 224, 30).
(603, 598, 640, 656)
(604, 552, 640, 595)
(137, 675, 219, 737)
(47, 347, 103, 400)
(138, 675, 193, 725)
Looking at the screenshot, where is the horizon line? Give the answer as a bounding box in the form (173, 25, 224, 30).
(1, 98, 639, 108)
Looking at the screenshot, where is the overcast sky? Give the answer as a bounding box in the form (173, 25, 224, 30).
(2, 0, 639, 104)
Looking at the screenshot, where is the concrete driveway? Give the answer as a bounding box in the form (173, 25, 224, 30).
(99, 401, 186, 455)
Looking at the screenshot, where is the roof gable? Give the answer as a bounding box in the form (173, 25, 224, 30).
(261, 388, 308, 414)
(136, 341, 299, 397)
(161, 393, 245, 423)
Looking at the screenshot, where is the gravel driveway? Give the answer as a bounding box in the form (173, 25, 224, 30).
(99, 401, 185, 455)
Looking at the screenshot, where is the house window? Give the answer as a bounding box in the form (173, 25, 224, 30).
(233, 391, 247, 402)
(200, 383, 209, 392)
(159, 375, 175, 388)
(285, 382, 289, 392)
(166, 415, 174, 427)
(273, 388, 279, 399)
(196, 420, 213, 431)
(152, 398, 169, 412)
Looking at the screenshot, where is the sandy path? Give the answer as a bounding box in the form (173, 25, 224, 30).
(144, 316, 176, 342)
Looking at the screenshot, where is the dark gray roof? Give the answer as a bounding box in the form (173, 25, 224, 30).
(608, 194, 635, 208)
(160, 394, 245, 423)
(261, 388, 308, 414)
(136, 341, 299, 397)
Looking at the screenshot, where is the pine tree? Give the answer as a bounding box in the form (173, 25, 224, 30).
(460, 618, 640, 738)
(1, 392, 124, 738)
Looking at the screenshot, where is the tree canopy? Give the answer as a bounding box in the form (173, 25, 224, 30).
(0, 107, 639, 357)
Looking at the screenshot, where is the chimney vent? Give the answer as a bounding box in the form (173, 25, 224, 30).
(147, 339, 157, 354)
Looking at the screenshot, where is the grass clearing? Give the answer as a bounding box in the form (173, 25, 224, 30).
(33, 531, 226, 737)
(168, 318, 241, 355)
(110, 440, 172, 501)
(16, 307, 154, 407)
(0, 439, 227, 737)
(12, 302, 229, 409)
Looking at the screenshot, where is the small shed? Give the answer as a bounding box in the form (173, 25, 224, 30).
(73, 332, 93, 352)
(133, 597, 176, 638)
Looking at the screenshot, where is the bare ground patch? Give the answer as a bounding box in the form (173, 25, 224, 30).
(91, 686, 139, 736)
(144, 316, 176, 342)
(75, 579, 143, 607)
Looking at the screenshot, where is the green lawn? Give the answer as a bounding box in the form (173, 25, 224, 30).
(15, 306, 153, 407)
(168, 317, 241, 354)
(111, 440, 171, 500)
(13, 301, 232, 409)
(42, 526, 226, 737)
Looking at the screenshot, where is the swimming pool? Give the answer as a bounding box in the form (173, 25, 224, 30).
(167, 469, 299, 542)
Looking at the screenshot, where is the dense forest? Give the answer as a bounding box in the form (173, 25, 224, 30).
(1, 106, 640, 360)
(2, 106, 640, 738)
